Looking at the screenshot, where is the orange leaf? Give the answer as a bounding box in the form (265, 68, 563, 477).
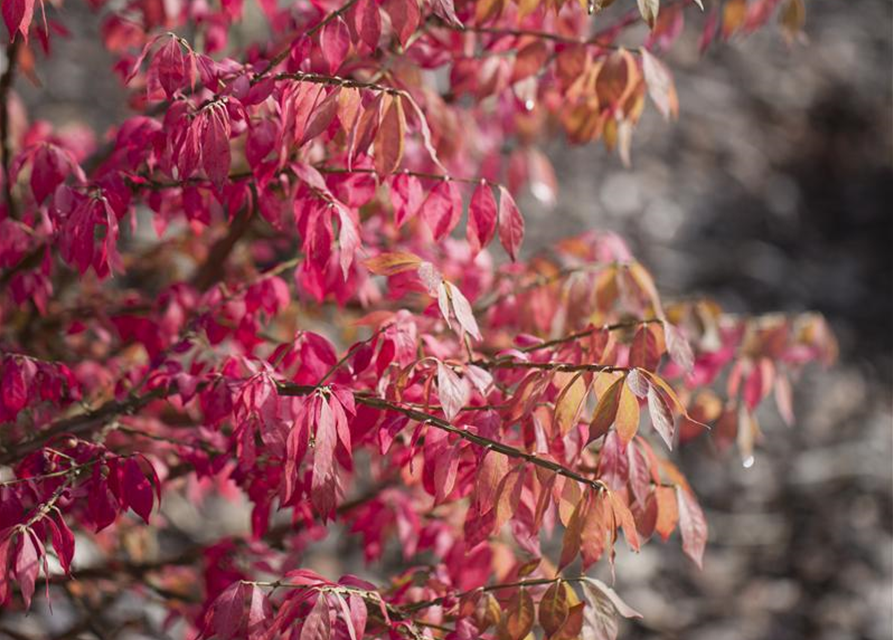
(373, 95, 405, 175)
(499, 588, 535, 640)
(362, 251, 421, 276)
(653, 486, 679, 541)
(588, 376, 623, 443)
(580, 490, 610, 568)
(559, 493, 586, 569)
(615, 383, 640, 444)
(539, 581, 570, 636)
(608, 490, 640, 552)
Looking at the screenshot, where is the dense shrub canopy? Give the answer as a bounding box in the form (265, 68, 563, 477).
(0, 0, 834, 637)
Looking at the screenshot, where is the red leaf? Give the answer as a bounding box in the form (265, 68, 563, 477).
(208, 581, 246, 640)
(497, 186, 524, 261)
(89, 470, 120, 532)
(311, 397, 338, 519)
(154, 38, 189, 100)
(1, 358, 27, 413)
(122, 457, 154, 523)
(629, 324, 662, 372)
(48, 514, 75, 574)
(421, 180, 462, 240)
(390, 173, 424, 227)
(466, 181, 497, 257)
(3, 0, 35, 42)
(383, 0, 420, 47)
(301, 594, 332, 640)
(202, 106, 232, 189)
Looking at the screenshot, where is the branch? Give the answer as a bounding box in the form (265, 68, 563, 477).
(0, 386, 169, 466)
(472, 360, 629, 374)
(190, 202, 255, 291)
(516, 318, 663, 355)
(273, 70, 402, 95)
(317, 166, 492, 186)
(472, 265, 596, 313)
(404, 575, 591, 612)
(253, 0, 361, 81)
(276, 384, 608, 494)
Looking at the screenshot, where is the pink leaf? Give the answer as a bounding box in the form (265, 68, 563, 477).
(335, 204, 360, 279)
(676, 486, 708, 568)
(437, 361, 470, 422)
(246, 584, 272, 637)
(421, 180, 462, 241)
(0, 533, 13, 604)
(647, 384, 675, 449)
(354, 0, 381, 49)
(208, 581, 246, 640)
(497, 185, 524, 261)
(320, 17, 351, 74)
(14, 530, 42, 610)
(447, 282, 481, 341)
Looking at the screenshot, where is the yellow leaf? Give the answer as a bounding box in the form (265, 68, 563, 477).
(555, 372, 589, 434)
(615, 383, 640, 443)
(373, 94, 405, 175)
(637, 0, 659, 29)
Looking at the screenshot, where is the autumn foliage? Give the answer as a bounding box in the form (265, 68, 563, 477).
(0, 0, 832, 637)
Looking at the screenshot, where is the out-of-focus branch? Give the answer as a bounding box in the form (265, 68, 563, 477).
(191, 203, 255, 291)
(1, 39, 20, 218)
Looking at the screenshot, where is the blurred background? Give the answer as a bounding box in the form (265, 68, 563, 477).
(527, 2, 893, 638)
(6, 0, 893, 638)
